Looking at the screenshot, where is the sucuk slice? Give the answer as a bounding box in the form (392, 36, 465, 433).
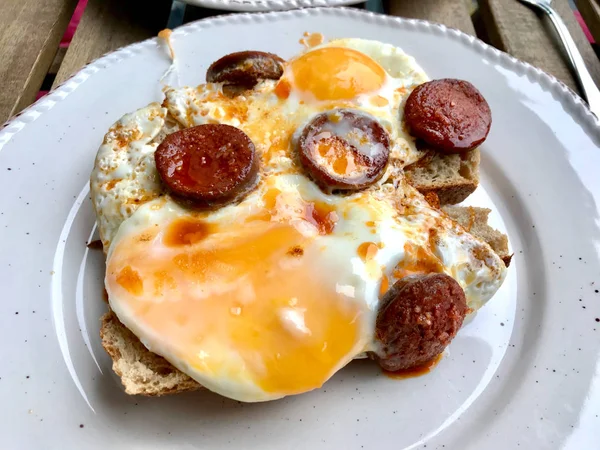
(372, 273, 468, 371)
(297, 109, 390, 192)
(404, 79, 491, 154)
(206, 50, 285, 89)
(154, 124, 258, 206)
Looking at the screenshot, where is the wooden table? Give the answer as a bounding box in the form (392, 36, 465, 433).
(2, 0, 600, 124)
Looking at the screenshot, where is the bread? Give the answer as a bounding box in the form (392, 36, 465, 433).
(404, 149, 480, 205)
(100, 311, 202, 395)
(443, 205, 512, 267)
(100, 202, 510, 397)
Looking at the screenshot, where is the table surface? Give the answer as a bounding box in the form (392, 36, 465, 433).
(2, 0, 600, 124)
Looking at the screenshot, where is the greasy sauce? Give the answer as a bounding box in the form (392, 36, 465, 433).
(274, 79, 291, 99)
(393, 242, 444, 279)
(304, 202, 338, 235)
(370, 95, 389, 107)
(357, 242, 378, 262)
(116, 266, 143, 296)
(379, 274, 389, 298)
(164, 217, 215, 247)
(383, 354, 443, 379)
(158, 29, 175, 60)
(299, 32, 324, 48)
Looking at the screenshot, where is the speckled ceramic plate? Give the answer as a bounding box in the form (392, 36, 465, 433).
(181, 0, 363, 12)
(1, 7, 599, 450)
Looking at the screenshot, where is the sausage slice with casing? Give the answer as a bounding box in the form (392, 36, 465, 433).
(206, 51, 285, 89)
(373, 273, 468, 371)
(155, 124, 258, 206)
(404, 79, 491, 154)
(298, 109, 390, 192)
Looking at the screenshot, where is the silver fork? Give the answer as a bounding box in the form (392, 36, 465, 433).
(518, 0, 600, 116)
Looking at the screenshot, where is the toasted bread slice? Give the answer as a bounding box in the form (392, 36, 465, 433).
(404, 149, 480, 205)
(100, 203, 510, 397)
(101, 311, 202, 395)
(443, 205, 512, 267)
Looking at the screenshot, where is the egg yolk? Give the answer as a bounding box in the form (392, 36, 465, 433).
(107, 217, 362, 397)
(290, 47, 386, 101)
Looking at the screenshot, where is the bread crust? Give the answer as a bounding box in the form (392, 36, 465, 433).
(101, 311, 202, 396)
(404, 149, 480, 205)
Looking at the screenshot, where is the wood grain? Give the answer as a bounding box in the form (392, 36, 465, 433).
(53, 0, 172, 87)
(384, 0, 476, 35)
(0, 0, 78, 123)
(480, 0, 600, 92)
(575, 0, 600, 43)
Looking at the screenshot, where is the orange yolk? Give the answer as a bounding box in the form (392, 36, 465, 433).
(107, 219, 362, 396)
(300, 32, 325, 48)
(290, 47, 386, 101)
(274, 79, 291, 99)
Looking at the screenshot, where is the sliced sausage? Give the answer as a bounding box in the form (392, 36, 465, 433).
(373, 273, 467, 371)
(206, 51, 285, 89)
(155, 124, 258, 205)
(404, 79, 491, 154)
(298, 109, 390, 191)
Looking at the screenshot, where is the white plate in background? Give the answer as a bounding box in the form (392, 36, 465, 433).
(181, 0, 364, 12)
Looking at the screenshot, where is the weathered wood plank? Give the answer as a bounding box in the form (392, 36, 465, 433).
(480, 0, 600, 91)
(0, 0, 78, 122)
(575, 0, 600, 43)
(383, 0, 476, 36)
(53, 0, 173, 87)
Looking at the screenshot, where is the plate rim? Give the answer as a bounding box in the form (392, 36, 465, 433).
(1, 7, 598, 153)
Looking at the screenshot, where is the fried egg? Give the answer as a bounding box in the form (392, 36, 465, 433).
(91, 38, 507, 402)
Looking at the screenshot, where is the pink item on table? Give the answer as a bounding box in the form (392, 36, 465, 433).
(60, 0, 88, 48)
(574, 11, 595, 44)
(36, 0, 88, 99)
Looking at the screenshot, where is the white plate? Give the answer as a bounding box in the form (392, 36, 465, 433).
(1, 7, 599, 449)
(181, 0, 363, 12)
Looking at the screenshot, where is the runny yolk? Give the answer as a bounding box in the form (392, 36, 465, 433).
(291, 47, 386, 101)
(107, 220, 361, 397)
(274, 79, 291, 100)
